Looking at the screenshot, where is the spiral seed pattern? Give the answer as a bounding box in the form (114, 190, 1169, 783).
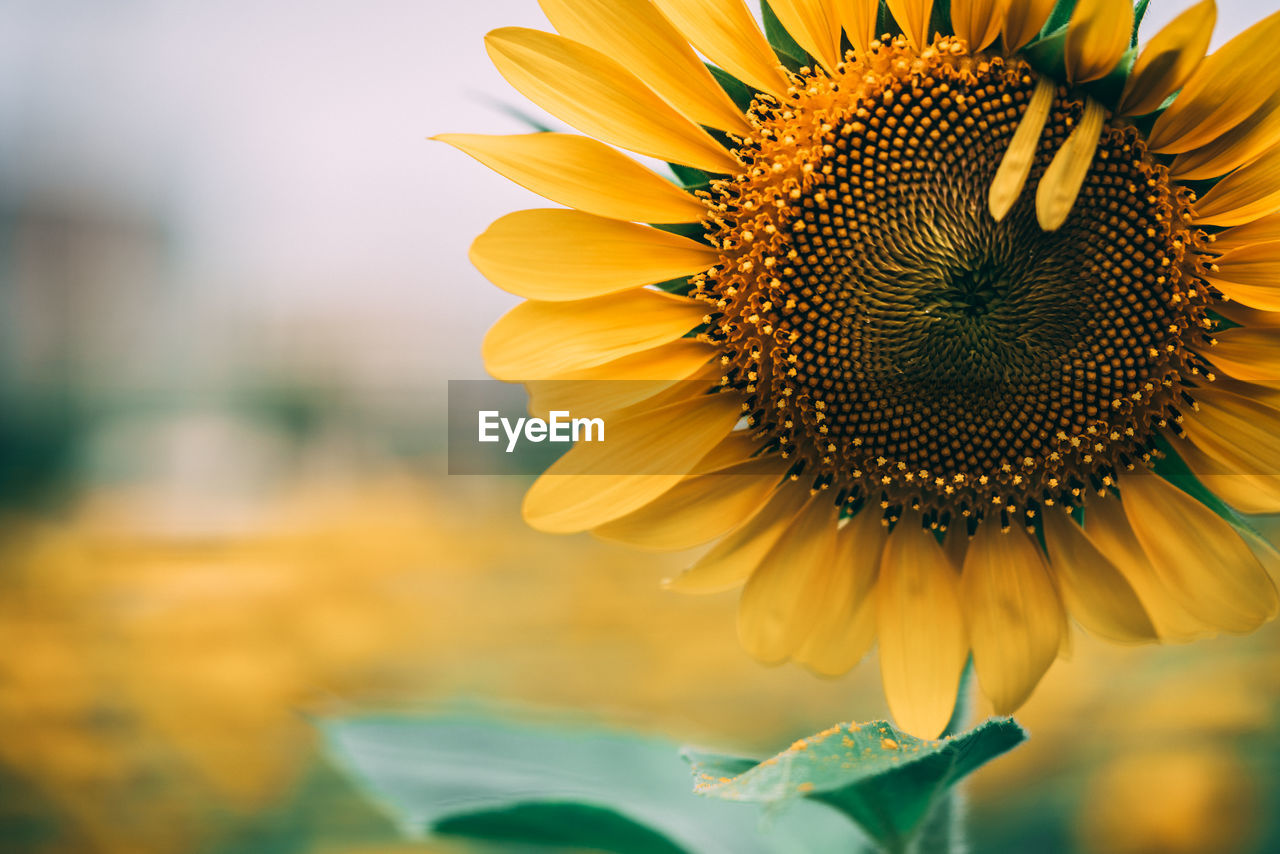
(696, 36, 1212, 530)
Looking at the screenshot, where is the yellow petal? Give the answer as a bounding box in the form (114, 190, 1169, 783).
(989, 77, 1055, 222)
(527, 342, 715, 419)
(1117, 0, 1215, 117)
(1168, 430, 1280, 515)
(472, 209, 717, 301)
(1213, 301, 1280, 329)
(737, 495, 841, 663)
(539, 0, 750, 134)
(666, 482, 810, 593)
(1002, 0, 1056, 53)
(1203, 326, 1280, 382)
(1206, 241, 1280, 296)
(1063, 0, 1132, 84)
(1188, 142, 1280, 227)
(1042, 509, 1157, 642)
(832, 0, 878, 55)
(1209, 281, 1280, 312)
(1036, 98, 1106, 231)
(689, 430, 770, 474)
(485, 27, 739, 174)
(886, 0, 934, 51)
(602, 359, 721, 418)
(1171, 93, 1280, 181)
(1211, 211, 1280, 254)
(952, 0, 1007, 51)
(962, 520, 1064, 715)
(876, 514, 968, 739)
(793, 510, 886, 676)
(1180, 386, 1280, 479)
(1084, 497, 1210, 641)
(768, 0, 842, 71)
(593, 454, 788, 550)
(650, 0, 790, 98)
(522, 392, 743, 532)
(483, 290, 705, 380)
(435, 133, 708, 224)
(943, 526, 969, 570)
(1119, 472, 1279, 633)
(1148, 9, 1280, 153)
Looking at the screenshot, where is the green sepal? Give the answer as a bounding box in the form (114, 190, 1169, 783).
(687, 718, 1026, 853)
(1021, 25, 1068, 82)
(1208, 309, 1242, 331)
(1045, 0, 1080, 35)
(878, 1, 902, 42)
(668, 162, 712, 188)
(761, 0, 811, 72)
(655, 278, 697, 295)
(930, 0, 954, 39)
(1132, 0, 1151, 44)
(1082, 45, 1136, 111)
(707, 63, 758, 113)
(652, 222, 710, 249)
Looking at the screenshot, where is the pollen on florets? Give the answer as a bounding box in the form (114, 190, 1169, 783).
(694, 35, 1211, 529)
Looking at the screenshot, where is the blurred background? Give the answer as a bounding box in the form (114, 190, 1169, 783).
(3, 1, 1280, 852)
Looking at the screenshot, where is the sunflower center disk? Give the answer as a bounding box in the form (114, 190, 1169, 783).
(697, 38, 1212, 529)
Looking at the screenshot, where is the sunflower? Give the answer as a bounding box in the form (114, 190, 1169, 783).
(440, 0, 1280, 737)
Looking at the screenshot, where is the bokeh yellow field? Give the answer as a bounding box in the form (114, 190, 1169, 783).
(2, 473, 1278, 853)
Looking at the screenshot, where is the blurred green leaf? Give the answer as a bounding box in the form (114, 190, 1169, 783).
(688, 718, 1026, 853)
(435, 803, 689, 853)
(320, 712, 869, 853)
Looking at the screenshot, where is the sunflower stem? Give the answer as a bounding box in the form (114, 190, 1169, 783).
(905, 660, 974, 854)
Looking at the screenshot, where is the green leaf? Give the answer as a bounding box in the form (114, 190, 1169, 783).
(760, 0, 810, 71)
(434, 803, 689, 854)
(320, 712, 866, 854)
(688, 718, 1026, 853)
(708, 63, 758, 113)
